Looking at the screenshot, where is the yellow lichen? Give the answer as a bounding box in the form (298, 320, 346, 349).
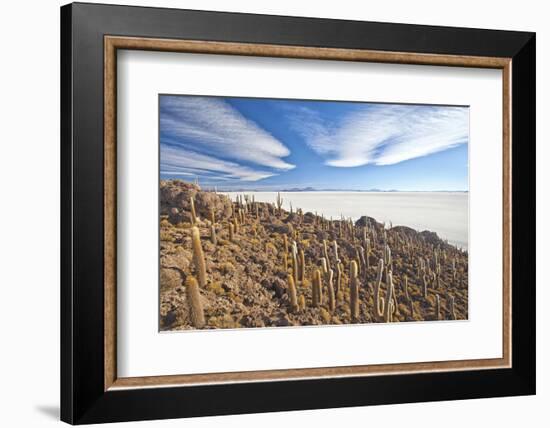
(206, 281, 225, 295)
(160, 230, 175, 242)
(220, 262, 235, 274)
(320, 308, 331, 323)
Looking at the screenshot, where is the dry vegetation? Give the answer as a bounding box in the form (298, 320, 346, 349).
(160, 179, 468, 331)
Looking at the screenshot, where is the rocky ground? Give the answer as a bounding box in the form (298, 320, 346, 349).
(159, 179, 468, 331)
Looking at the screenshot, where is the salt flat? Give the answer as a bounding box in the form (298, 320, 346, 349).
(225, 191, 468, 250)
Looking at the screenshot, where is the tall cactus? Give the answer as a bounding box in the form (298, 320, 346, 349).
(384, 270, 395, 323)
(210, 224, 217, 245)
(320, 257, 328, 277)
(298, 294, 306, 311)
(287, 274, 299, 313)
(327, 268, 335, 312)
(374, 259, 385, 320)
(384, 244, 392, 268)
(336, 262, 343, 294)
(209, 208, 216, 225)
(190, 196, 198, 224)
(449, 295, 457, 320)
(452, 258, 457, 280)
(350, 261, 359, 321)
(323, 240, 331, 270)
(283, 234, 289, 272)
(185, 276, 205, 328)
(418, 257, 425, 277)
(291, 240, 299, 284)
(228, 223, 234, 242)
(422, 274, 428, 299)
(276, 192, 283, 215)
(435, 294, 441, 320)
(299, 249, 305, 283)
(312, 269, 322, 307)
(357, 246, 366, 272)
(364, 237, 370, 269)
(333, 240, 340, 263)
(191, 226, 206, 288)
(403, 274, 409, 300)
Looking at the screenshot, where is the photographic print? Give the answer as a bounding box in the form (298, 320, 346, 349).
(159, 95, 469, 331)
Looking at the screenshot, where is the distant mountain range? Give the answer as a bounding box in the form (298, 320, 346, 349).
(213, 187, 468, 193)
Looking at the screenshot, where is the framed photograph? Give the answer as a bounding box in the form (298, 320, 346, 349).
(61, 2, 535, 424)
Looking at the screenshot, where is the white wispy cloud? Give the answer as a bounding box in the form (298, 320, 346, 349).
(161, 145, 275, 182)
(161, 96, 294, 173)
(290, 104, 468, 167)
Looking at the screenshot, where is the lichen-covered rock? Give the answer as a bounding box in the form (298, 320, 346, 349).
(160, 180, 232, 224)
(160, 268, 183, 291)
(265, 221, 292, 235)
(355, 215, 379, 227)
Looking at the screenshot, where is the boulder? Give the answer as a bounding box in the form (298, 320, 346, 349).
(355, 216, 379, 227)
(160, 179, 233, 223)
(265, 221, 292, 235)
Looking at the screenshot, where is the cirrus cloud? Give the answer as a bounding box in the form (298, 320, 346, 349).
(160, 96, 294, 182)
(289, 104, 469, 167)
(161, 144, 276, 182)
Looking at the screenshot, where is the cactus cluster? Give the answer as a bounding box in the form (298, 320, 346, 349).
(160, 181, 468, 330)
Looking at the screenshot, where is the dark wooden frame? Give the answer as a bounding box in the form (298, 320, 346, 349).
(61, 2, 536, 424)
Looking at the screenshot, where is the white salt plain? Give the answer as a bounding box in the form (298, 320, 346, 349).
(224, 191, 468, 250)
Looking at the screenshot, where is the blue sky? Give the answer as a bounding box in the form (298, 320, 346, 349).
(160, 95, 469, 191)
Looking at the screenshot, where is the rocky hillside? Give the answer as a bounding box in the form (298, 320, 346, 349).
(159, 179, 468, 330)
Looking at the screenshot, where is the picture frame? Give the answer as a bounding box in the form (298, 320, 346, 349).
(61, 2, 535, 424)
